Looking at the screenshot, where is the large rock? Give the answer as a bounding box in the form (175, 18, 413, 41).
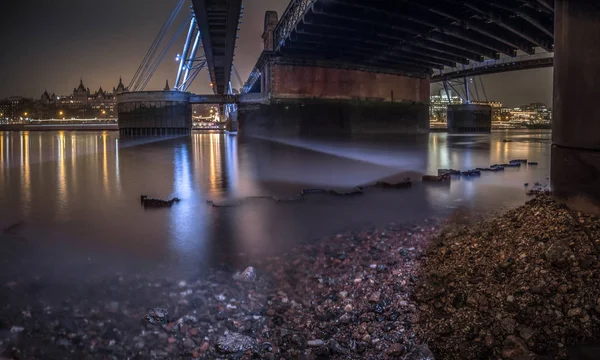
(216, 332, 255, 353)
(233, 266, 257, 282)
(501, 335, 534, 359)
(544, 239, 572, 268)
(145, 308, 168, 324)
(404, 344, 435, 360)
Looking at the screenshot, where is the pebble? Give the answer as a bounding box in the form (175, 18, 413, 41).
(386, 343, 406, 356)
(344, 304, 353, 312)
(10, 326, 24, 333)
(232, 266, 256, 282)
(183, 338, 196, 349)
(216, 332, 255, 353)
(369, 291, 381, 303)
(307, 339, 325, 347)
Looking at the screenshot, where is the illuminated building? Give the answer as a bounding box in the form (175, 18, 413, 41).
(40, 77, 126, 118)
(509, 103, 552, 124)
(472, 100, 504, 122)
(430, 89, 463, 122)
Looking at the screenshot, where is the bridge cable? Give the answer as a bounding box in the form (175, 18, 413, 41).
(479, 77, 489, 102)
(128, 0, 185, 91)
(232, 64, 244, 90)
(135, 16, 185, 92)
(182, 60, 207, 92)
(472, 77, 481, 102)
(137, 0, 184, 90)
(139, 17, 190, 91)
(138, 16, 191, 91)
(448, 81, 466, 103)
(132, 0, 184, 91)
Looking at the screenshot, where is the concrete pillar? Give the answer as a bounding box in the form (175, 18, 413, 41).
(447, 104, 491, 133)
(552, 0, 600, 212)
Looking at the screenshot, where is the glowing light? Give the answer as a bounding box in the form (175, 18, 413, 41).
(175, 54, 181, 62)
(23, 112, 28, 116)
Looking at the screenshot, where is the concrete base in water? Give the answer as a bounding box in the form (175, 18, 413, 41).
(447, 104, 492, 133)
(238, 99, 429, 137)
(117, 91, 192, 137)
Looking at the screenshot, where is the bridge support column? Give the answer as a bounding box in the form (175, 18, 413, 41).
(552, 0, 600, 212)
(239, 63, 430, 137)
(447, 104, 491, 133)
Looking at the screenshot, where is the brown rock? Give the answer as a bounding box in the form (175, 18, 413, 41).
(199, 341, 209, 352)
(485, 334, 496, 348)
(386, 343, 406, 356)
(544, 240, 572, 268)
(519, 327, 535, 342)
(369, 291, 381, 303)
(501, 317, 516, 333)
(502, 335, 533, 359)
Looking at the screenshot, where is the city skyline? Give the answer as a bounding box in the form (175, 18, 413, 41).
(0, 0, 553, 108)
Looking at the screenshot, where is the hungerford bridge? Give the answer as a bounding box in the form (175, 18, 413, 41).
(115, 0, 600, 209)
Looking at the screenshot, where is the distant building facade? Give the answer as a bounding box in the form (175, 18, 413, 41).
(430, 89, 463, 122)
(39, 77, 127, 119)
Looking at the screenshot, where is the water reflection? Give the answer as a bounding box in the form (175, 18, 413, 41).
(0, 130, 551, 282)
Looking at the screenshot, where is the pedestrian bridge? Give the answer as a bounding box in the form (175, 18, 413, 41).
(431, 52, 554, 81)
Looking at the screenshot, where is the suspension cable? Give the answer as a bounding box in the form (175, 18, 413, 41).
(232, 64, 244, 90)
(138, 16, 191, 91)
(479, 77, 489, 102)
(130, 0, 185, 91)
(182, 60, 207, 92)
(472, 77, 481, 102)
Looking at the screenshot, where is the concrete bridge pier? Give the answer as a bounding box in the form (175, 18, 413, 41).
(117, 91, 192, 137)
(552, 0, 600, 212)
(237, 63, 430, 137)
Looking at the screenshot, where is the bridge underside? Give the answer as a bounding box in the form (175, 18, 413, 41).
(431, 56, 554, 82)
(191, 0, 242, 95)
(276, 0, 554, 77)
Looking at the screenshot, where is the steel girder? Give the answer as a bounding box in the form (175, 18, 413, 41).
(268, 0, 553, 78)
(191, 0, 242, 95)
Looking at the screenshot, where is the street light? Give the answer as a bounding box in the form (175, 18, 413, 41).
(24, 112, 28, 116)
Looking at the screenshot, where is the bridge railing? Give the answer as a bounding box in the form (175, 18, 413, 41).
(273, 0, 316, 51)
(242, 68, 261, 94)
(434, 52, 554, 77)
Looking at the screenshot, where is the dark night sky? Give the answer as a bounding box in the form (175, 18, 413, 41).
(0, 0, 552, 108)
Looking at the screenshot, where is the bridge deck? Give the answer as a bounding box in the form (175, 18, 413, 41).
(191, 0, 242, 95)
(432, 52, 554, 81)
(265, 0, 554, 78)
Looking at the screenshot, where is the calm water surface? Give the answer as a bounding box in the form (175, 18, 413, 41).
(0, 130, 550, 283)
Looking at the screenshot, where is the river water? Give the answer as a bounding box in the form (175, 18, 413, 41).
(0, 130, 550, 284)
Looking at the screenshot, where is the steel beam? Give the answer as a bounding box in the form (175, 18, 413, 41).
(483, 1, 554, 37)
(460, 1, 553, 52)
(281, 43, 444, 69)
(321, 0, 517, 57)
(298, 18, 484, 62)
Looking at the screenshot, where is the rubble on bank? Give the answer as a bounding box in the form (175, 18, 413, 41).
(415, 195, 600, 359)
(1, 195, 599, 359)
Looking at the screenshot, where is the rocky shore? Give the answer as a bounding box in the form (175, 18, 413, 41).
(1, 195, 600, 359)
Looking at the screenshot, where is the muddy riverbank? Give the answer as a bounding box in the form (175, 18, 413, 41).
(2, 194, 599, 359)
